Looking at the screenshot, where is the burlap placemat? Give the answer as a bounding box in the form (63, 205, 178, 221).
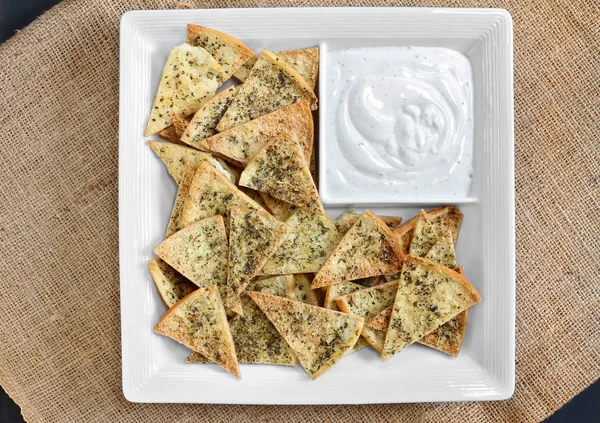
(0, 0, 598, 421)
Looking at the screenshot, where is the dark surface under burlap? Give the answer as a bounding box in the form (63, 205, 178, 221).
(0, 0, 598, 421)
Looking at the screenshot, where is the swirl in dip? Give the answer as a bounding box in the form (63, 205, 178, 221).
(323, 46, 474, 201)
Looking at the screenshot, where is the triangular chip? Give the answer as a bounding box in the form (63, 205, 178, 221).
(239, 132, 324, 214)
(223, 208, 291, 311)
(216, 50, 318, 132)
(199, 100, 313, 165)
(235, 48, 319, 89)
(382, 256, 481, 360)
(165, 163, 195, 238)
(226, 275, 297, 365)
(260, 193, 298, 221)
(154, 286, 239, 377)
(187, 24, 254, 85)
(248, 292, 364, 379)
(180, 162, 264, 229)
(145, 43, 221, 136)
(260, 209, 340, 275)
(323, 281, 364, 311)
(292, 274, 320, 306)
(239, 186, 269, 210)
(311, 211, 404, 289)
(153, 215, 242, 312)
(336, 211, 402, 235)
(409, 210, 439, 257)
(148, 141, 234, 184)
(368, 269, 467, 356)
(348, 337, 370, 354)
(424, 230, 457, 268)
(148, 258, 197, 308)
(335, 280, 399, 352)
(180, 86, 238, 149)
(395, 206, 463, 254)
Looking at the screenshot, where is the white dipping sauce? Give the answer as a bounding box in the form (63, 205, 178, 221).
(324, 47, 474, 200)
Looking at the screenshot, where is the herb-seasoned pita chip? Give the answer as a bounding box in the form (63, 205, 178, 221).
(154, 286, 239, 377)
(324, 281, 364, 311)
(368, 269, 468, 356)
(248, 292, 363, 379)
(395, 206, 463, 254)
(292, 274, 320, 306)
(148, 141, 234, 184)
(336, 211, 402, 235)
(382, 256, 480, 360)
(424, 230, 457, 268)
(227, 275, 296, 365)
(239, 186, 268, 209)
(187, 24, 254, 85)
(216, 50, 318, 132)
(180, 86, 238, 149)
(335, 280, 399, 352)
(180, 162, 264, 229)
(154, 215, 243, 313)
(148, 258, 197, 308)
(311, 211, 404, 289)
(409, 210, 439, 257)
(239, 132, 324, 214)
(259, 193, 298, 221)
(235, 48, 319, 90)
(165, 164, 195, 238)
(199, 100, 313, 165)
(145, 44, 221, 136)
(223, 208, 291, 311)
(260, 209, 340, 275)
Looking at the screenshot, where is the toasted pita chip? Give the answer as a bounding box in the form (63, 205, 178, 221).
(248, 292, 364, 379)
(409, 210, 439, 257)
(348, 336, 370, 354)
(239, 186, 268, 209)
(395, 206, 463, 254)
(336, 211, 402, 235)
(323, 281, 364, 311)
(199, 100, 313, 165)
(180, 162, 264, 229)
(225, 275, 297, 365)
(154, 215, 242, 313)
(165, 163, 195, 238)
(259, 193, 298, 221)
(260, 209, 340, 275)
(187, 25, 254, 85)
(235, 48, 319, 90)
(158, 125, 184, 144)
(367, 269, 468, 355)
(424, 230, 457, 268)
(148, 258, 197, 308)
(216, 50, 318, 132)
(335, 280, 399, 352)
(180, 86, 238, 149)
(239, 133, 324, 214)
(311, 211, 404, 289)
(154, 286, 239, 377)
(223, 208, 291, 311)
(145, 44, 221, 136)
(382, 256, 481, 360)
(292, 274, 320, 306)
(148, 141, 234, 184)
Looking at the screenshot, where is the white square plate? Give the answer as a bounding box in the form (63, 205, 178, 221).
(119, 7, 515, 404)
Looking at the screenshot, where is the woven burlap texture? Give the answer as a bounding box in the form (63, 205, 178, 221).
(0, 0, 598, 422)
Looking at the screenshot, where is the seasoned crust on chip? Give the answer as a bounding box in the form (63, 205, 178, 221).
(311, 211, 404, 289)
(248, 291, 364, 379)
